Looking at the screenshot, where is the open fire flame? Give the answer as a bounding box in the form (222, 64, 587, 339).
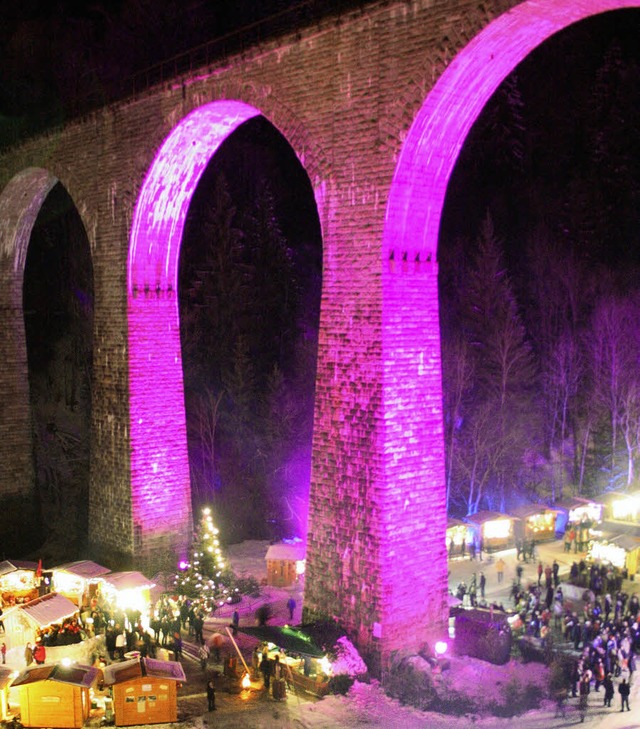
(242, 673, 251, 689)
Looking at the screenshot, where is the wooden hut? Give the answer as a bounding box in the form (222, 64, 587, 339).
(446, 518, 474, 559)
(511, 504, 561, 543)
(11, 663, 98, 728)
(1, 593, 79, 664)
(102, 657, 185, 726)
(50, 560, 111, 609)
(0, 560, 40, 606)
(594, 490, 640, 524)
(554, 496, 602, 533)
(589, 524, 640, 576)
(101, 572, 155, 628)
(0, 666, 14, 720)
(463, 511, 516, 553)
(265, 542, 306, 587)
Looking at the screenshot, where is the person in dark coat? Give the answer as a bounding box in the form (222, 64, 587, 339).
(206, 679, 216, 711)
(603, 673, 614, 707)
(260, 649, 273, 690)
(618, 677, 631, 711)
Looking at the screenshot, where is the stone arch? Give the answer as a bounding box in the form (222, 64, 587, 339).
(384, 0, 640, 262)
(127, 99, 326, 562)
(0, 168, 60, 503)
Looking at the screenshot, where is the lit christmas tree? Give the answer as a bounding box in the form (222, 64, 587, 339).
(173, 506, 235, 608)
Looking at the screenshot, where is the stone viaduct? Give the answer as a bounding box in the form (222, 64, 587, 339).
(0, 0, 635, 674)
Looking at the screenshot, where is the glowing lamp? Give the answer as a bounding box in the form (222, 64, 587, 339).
(434, 641, 448, 656)
(61, 657, 73, 666)
(178, 560, 189, 570)
(483, 519, 511, 540)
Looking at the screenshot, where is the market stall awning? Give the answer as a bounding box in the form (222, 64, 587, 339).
(52, 560, 111, 579)
(237, 625, 325, 657)
(102, 571, 155, 591)
(19, 593, 78, 628)
(0, 559, 38, 577)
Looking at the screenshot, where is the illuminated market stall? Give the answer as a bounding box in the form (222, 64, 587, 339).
(101, 572, 155, 629)
(588, 527, 640, 577)
(50, 561, 111, 609)
(446, 518, 474, 558)
(11, 663, 99, 728)
(0, 561, 41, 606)
(554, 496, 603, 533)
(596, 490, 640, 525)
(0, 666, 14, 721)
(102, 656, 185, 726)
(1, 593, 80, 664)
(511, 504, 560, 543)
(463, 511, 516, 552)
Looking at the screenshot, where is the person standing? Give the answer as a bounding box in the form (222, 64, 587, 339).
(286, 597, 296, 622)
(199, 642, 209, 672)
(578, 672, 590, 723)
(206, 679, 217, 711)
(1, 642, 5, 664)
(231, 610, 239, 636)
(260, 649, 273, 691)
(618, 677, 631, 711)
(33, 641, 46, 665)
(479, 572, 486, 599)
(24, 642, 34, 666)
(603, 673, 614, 707)
(495, 557, 505, 584)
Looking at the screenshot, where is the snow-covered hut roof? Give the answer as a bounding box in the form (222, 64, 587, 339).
(265, 542, 306, 562)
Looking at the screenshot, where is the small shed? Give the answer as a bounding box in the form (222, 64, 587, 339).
(11, 663, 98, 728)
(102, 657, 185, 726)
(0, 666, 15, 720)
(51, 560, 111, 608)
(511, 504, 560, 543)
(594, 490, 640, 524)
(101, 572, 155, 623)
(2, 593, 79, 656)
(463, 511, 516, 552)
(446, 518, 474, 558)
(589, 524, 640, 576)
(0, 560, 40, 606)
(554, 496, 602, 533)
(265, 542, 306, 587)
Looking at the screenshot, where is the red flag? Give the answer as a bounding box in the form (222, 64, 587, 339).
(35, 559, 42, 579)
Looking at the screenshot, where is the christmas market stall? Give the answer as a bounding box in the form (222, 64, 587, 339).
(0, 666, 15, 721)
(463, 511, 516, 553)
(50, 560, 111, 610)
(102, 656, 185, 726)
(554, 496, 603, 534)
(588, 525, 640, 578)
(237, 625, 330, 697)
(265, 541, 306, 588)
(446, 518, 475, 559)
(0, 561, 41, 606)
(1, 593, 85, 666)
(511, 504, 561, 543)
(11, 663, 99, 728)
(101, 572, 156, 630)
(595, 490, 640, 525)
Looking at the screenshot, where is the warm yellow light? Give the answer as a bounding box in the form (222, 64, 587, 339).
(612, 496, 640, 521)
(319, 655, 332, 676)
(242, 673, 251, 689)
(591, 541, 626, 568)
(483, 519, 512, 540)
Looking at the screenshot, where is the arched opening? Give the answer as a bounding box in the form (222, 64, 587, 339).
(23, 182, 94, 559)
(128, 101, 323, 566)
(178, 115, 322, 544)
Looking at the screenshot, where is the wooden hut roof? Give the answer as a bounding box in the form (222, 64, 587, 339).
(464, 510, 515, 525)
(102, 657, 186, 686)
(0, 666, 14, 691)
(0, 559, 38, 577)
(265, 542, 306, 562)
(18, 593, 78, 628)
(510, 503, 560, 519)
(102, 571, 155, 591)
(52, 560, 111, 579)
(11, 663, 98, 689)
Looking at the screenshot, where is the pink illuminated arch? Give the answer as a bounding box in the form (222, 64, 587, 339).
(127, 101, 285, 558)
(384, 0, 640, 261)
